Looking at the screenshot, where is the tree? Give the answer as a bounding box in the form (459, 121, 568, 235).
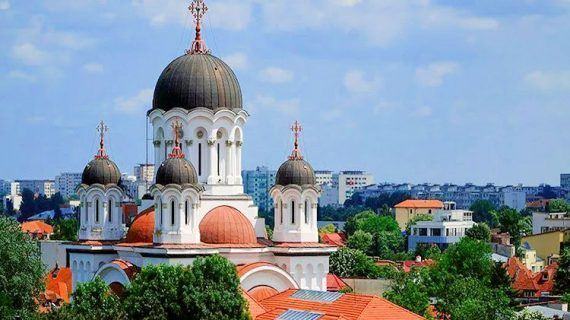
(414, 243, 442, 260)
(347, 230, 373, 253)
(329, 247, 379, 278)
(48, 277, 124, 320)
(371, 231, 404, 260)
(497, 206, 528, 247)
(50, 192, 65, 219)
(384, 269, 431, 318)
(437, 237, 493, 281)
(0, 216, 45, 318)
(516, 310, 550, 320)
(318, 223, 336, 235)
(547, 198, 569, 213)
(554, 248, 570, 294)
(51, 218, 79, 241)
(344, 211, 399, 236)
(469, 200, 496, 226)
(465, 223, 491, 242)
(19, 188, 37, 220)
(405, 214, 432, 235)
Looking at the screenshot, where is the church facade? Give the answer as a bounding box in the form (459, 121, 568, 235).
(64, 0, 335, 297)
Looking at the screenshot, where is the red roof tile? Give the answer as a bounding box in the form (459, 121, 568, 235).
(242, 290, 267, 318)
(504, 257, 558, 297)
(321, 233, 347, 247)
(124, 206, 155, 243)
(44, 266, 72, 303)
(394, 200, 444, 209)
(401, 259, 435, 273)
(327, 273, 350, 292)
(248, 286, 280, 302)
(200, 206, 257, 245)
(21, 220, 53, 235)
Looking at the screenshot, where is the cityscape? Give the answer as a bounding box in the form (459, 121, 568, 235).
(1, 1, 570, 320)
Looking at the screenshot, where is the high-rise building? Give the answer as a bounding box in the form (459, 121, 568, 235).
(315, 170, 334, 186)
(561, 173, 570, 189)
(0, 180, 10, 195)
(13, 180, 56, 198)
(242, 166, 276, 212)
(55, 173, 83, 199)
(134, 164, 155, 185)
(337, 171, 374, 204)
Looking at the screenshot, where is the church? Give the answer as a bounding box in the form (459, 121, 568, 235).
(65, 0, 335, 298)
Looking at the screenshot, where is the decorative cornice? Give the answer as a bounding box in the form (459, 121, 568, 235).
(185, 139, 193, 146)
(153, 140, 161, 146)
(207, 139, 216, 146)
(225, 140, 233, 147)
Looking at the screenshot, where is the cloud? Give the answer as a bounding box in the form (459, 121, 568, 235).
(344, 70, 382, 93)
(222, 52, 248, 70)
(415, 61, 459, 87)
(0, 1, 9, 10)
(413, 106, 433, 117)
(259, 67, 294, 83)
(83, 63, 104, 74)
(11, 43, 49, 66)
(252, 95, 299, 114)
(524, 70, 570, 91)
(114, 88, 154, 114)
(7, 70, 37, 82)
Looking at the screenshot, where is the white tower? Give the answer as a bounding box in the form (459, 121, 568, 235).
(271, 121, 320, 243)
(77, 121, 125, 241)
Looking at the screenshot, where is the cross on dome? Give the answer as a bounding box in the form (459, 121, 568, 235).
(95, 120, 109, 159)
(187, 0, 210, 54)
(169, 119, 185, 158)
(289, 120, 303, 160)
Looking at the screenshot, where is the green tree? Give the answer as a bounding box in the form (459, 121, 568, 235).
(561, 293, 570, 304)
(48, 277, 124, 320)
(371, 231, 404, 260)
(318, 223, 336, 235)
(469, 200, 496, 226)
(554, 248, 570, 294)
(347, 230, 373, 253)
(0, 216, 45, 319)
(437, 237, 493, 281)
(329, 247, 379, 278)
(384, 269, 431, 318)
(344, 211, 399, 236)
(496, 206, 528, 247)
(516, 310, 550, 320)
(51, 218, 79, 241)
(414, 243, 442, 261)
(465, 223, 491, 242)
(547, 198, 569, 213)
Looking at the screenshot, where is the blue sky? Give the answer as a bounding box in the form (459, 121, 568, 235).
(1, 0, 569, 185)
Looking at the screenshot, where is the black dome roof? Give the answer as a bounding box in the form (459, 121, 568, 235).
(155, 157, 199, 186)
(81, 158, 121, 186)
(152, 54, 242, 112)
(275, 159, 316, 186)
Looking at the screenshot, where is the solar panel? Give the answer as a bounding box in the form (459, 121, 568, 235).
(278, 309, 323, 320)
(290, 289, 344, 303)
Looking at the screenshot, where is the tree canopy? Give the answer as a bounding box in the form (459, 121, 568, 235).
(465, 223, 491, 242)
(329, 247, 380, 278)
(469, 200, 496, 226)
(547, 198, 569, 213)
(554, 248, 570, 294)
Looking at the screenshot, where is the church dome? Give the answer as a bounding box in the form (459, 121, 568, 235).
(199, 206, 257, 244)
(151, 53, 242, 112)
(155, 157, 199, 186)
(124, 207, 154, 243)
(81, 158, 121, 186)
(275, 159, 316, 186)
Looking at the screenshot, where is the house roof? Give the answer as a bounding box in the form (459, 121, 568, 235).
(321, 233, 346, 247)
(401, 259, 434, 273)
(43, 266, 72, 306)
(394, 200, 444, 209)
(504, 257, 558, 297)
(327, 274, 350, 292)
(21, 220, 54, 235)
(243, 290, 268, 318)
(258, 289, 425, 320)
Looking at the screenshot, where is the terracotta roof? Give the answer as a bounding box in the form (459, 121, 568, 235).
(327, 273, 350, 292)
(256, 308, 347, 320)
(242, 290, 267, 318)
(401, 259, 435, 273)
(248, 286, 280, 302)
(394, 200, 444, 209)
(124, 206, 155, 243)
(21, 220, 53, 235)
(272, 242, 335, 248)
(45, 266, 72, 303)
(504, 257, 558, 297)
(199, 206, 257, 245)
(259, 289, 425, 320)
(321, 233, 346, 247)
(109, 259, 140, 280)
(533, 263, 558, 295)
(237, 262, 280, 278)
(115, 242, 266, 249)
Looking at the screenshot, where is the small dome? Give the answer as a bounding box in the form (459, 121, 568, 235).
(152, 54, 242, 112)
(199, 206, 257, 245)
(275, 159, 316, 186)
(124, 207, 154, 243)
(81, 158, 121, 186)
(155, 157, 199, 186)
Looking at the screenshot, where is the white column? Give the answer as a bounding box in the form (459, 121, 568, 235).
(207, 139, 216, 184)
(225, 140, 234, 184)
(235, 141, 243, 184)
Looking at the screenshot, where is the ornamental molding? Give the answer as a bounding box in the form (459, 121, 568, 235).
(185, 139, 193, 146)
(207, 139, 216, 146)
(236, 141, 243, 147)
(153, 140, 161, 146)
(225, 140, 233, 147)
(165, 140, 174, 146)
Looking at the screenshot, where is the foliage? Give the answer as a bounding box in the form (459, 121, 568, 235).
(264, 225, 273, 240)
(48, 277, 124, 320)
(258, 209, 274, 229)
(318, 223, 336, 235)
(329, 247, 379, 278)
(438, 237, 493, 280)
(561, 293, 570, 304)
(371, 231, 405, 260)
(0, 216, 45, 319)
(537, 185, 557, 199)
(124, 255, 249, 320)
(317, 205, 363, 222)
(469, 200, 497, 226)
(51, 218, 79, 241)
(515, 310, 550, 320)
(465, 223, 491, 242)
(347, 230, 373, 253)
(554, 248, 570, 294)
(345, 192, 411, 213)
(344, 211, 399, 236)
(547, 198, 570, 213)
(383, 269, 432, 318)
(404, 213, 432, 235)
(18, 189, 65, 221)
(496, 206, 530, 247)
(414, 243, 442, 260)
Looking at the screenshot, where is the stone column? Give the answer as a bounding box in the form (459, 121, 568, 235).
(207, 139, 216, 184)
(235, 141, 243, 184)
(225, 140, 234, 184)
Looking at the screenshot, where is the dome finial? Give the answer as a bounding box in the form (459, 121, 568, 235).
(95, 120, 109, 159)
(187, 0, 210, 55)
(289, 120, 303, 160)
(169, 118, 185, 159)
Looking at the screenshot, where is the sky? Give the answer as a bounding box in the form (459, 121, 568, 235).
(0, 0, 569, 186)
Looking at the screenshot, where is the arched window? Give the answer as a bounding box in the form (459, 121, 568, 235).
(304, 200, 309, 224)
(171, 200, 175, 226)
(217, 143, 221, 176)
(84, 201, 88, 222)
(108, 199, 112, 222)
(159, 200, 163, 225)
(198, 143, 202, 176)
(95, 199, 100, 223)
(185, 200, 189, 225)
(280, 200, 283, 225)
(291, 200, 295, 224)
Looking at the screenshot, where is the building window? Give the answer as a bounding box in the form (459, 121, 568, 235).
(171, 201, 175, 226)
(217, 143, 221, 176)
(280, 200, 283, 225)
(419, 228, 427, 236)
(198, 143, 202, 176)
(432, 228, 441, 236)
(185, 200, 189, 225)
(291, 201, 295, 224)
(304, 200, 309, 224)
(95, 199, 100, 223)
(159, 200, 163, 226)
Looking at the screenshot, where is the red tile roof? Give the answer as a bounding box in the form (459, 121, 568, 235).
(321, 233, 347, 247)
(21, 220, 53, 236)
(504, 257, 558, 297)
(124, 206, 155, 243)
(237, 262, 280, 278)
(394, 200, 444, 209)
(256, 308, 347, 320)
(45, 266, 72, 303)
(258, 289, 425, 320)
(200, 206, 257, 245)
(248, 286, 280, 302)
(327, 273, 350, 292)
(401, 259, 435, 273)
(243, 290, 267, 318)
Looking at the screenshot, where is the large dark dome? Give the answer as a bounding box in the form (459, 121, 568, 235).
(81, 158, 121, 186)
(155, 157, 199, 186)
(275, 159, 316, 186)
(152, 53, 242, 112)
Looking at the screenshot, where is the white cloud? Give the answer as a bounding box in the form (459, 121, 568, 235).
(114, 88, 154, 114)
(414, 106, 433, 117)
(0, 1, 10, 10)
(344, 70, 382, 93)
(83, 63, 104, 74)
(415, 61, 459, 87)
(7, 70, 37, 82)
(524, 70, 570, 91)
(11, 43, 48, 66)
(252, 95, 299, 115)
(222, 52, 248, 70)
(259, 67, 294, 83)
